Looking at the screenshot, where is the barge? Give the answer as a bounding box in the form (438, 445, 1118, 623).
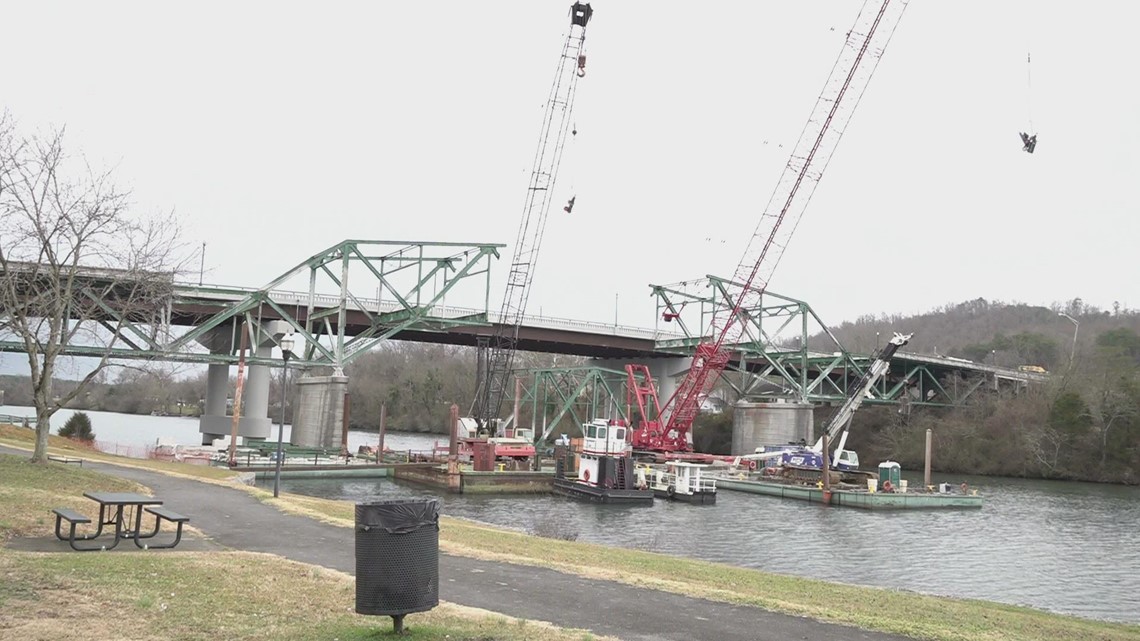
(715, 475, 983, 510)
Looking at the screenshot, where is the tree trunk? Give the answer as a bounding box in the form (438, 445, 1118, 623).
(30, 371, 54, 463)
(31, 406, 52, 463)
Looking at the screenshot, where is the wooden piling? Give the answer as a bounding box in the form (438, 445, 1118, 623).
(821, 433, 831, 505)
(377, 403, 386, 466)
(924, 428, 933, 488)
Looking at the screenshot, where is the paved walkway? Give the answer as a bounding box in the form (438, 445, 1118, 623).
(5, 447, 915, 641)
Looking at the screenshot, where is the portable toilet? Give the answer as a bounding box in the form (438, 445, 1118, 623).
(878, 461, 902, 489)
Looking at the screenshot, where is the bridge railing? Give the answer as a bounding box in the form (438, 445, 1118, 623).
(177, 282, 686, 341)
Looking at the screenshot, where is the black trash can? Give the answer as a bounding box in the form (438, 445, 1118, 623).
(355, 499, 440, 631)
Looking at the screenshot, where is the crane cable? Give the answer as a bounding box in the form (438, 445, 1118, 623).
(1025, 52, 1034, 133)
(568, 123, 578, 209)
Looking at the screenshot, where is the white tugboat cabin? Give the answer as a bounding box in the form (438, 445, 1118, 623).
(552, 418, 654, 505)
(648, 460, 717, 505)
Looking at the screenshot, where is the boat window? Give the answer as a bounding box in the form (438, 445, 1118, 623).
(586, 424, 596, 439)
(597, 426, 607, 440)
(614, 427, 625, 441)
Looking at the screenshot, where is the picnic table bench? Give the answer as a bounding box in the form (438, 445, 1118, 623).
(52, 507, 92, 546)
(137, 506, 190, 549)
(51, 492, 190, 551)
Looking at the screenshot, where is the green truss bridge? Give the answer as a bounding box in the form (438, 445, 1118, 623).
(1, 239, 1044, 412)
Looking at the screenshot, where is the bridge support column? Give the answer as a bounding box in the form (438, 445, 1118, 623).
(198, 353, 273, 444)
(197, 324, 283, 446)
(200, 363, 230, 445)
(291, 373, 349, 449)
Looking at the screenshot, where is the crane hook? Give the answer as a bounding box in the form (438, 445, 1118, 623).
(577, 55, 587, 78)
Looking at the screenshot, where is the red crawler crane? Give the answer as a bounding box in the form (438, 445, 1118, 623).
(630, 0, 910, 455)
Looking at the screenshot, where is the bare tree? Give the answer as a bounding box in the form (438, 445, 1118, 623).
(0, 114, 184, 463)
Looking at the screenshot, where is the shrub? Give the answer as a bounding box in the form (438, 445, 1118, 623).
(58, 412, 95, 442)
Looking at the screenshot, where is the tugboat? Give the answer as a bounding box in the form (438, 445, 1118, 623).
(647, 460, 717, 505)
(552, 418, 654, 505)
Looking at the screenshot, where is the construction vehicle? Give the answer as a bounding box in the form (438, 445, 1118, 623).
(454, 418, 536, 462)
(630, 0, 909, 456)
(742, 332, 913, 483)
(469, 3, 594, 438)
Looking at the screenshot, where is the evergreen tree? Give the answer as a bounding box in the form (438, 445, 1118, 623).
(58, 412, 95, 442)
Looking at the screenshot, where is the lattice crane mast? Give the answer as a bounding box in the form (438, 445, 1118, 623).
(471, 3, 594, 434)
(633, 0, 909, 453)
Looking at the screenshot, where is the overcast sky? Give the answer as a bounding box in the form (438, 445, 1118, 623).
(3, 1, 1137, 333)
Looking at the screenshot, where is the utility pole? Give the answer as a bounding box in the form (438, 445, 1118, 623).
(199, 242, 206, 286)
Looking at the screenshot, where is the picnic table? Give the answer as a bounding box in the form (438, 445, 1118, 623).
(52, 492, 189, 551)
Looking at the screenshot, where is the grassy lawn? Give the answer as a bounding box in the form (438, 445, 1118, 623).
(5, 422, 1140, 641)
(0, 549, 608, 641)
(0, 453, 610, 641)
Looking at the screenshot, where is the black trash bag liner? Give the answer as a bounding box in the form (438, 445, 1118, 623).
(356, 499, 440, 534)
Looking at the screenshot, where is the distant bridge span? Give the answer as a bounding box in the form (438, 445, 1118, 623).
(1, 240, 1044, 409)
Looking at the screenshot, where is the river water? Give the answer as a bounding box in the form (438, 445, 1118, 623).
(6, 405, 1138, 624)
(0, 404, 443, 456)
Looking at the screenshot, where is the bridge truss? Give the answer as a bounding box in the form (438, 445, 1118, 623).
(0, 239, 505, 369)
(515, 354, 1006, 445)
(649, 275, 1005, 408)
(496, 274, 1039, 442)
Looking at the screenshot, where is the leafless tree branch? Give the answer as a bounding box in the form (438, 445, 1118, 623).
(1, 116, 188, 462)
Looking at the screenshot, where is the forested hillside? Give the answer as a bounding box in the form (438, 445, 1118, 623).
(819, 297, 1140, 370)
(806, 298, 1140, 484)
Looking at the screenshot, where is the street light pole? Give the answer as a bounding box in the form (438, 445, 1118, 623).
(1058, 312, 1079, 367)
(273, 333, 295, 498)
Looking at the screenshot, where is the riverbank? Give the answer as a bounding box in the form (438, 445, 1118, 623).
(4, 427, 1139, 641)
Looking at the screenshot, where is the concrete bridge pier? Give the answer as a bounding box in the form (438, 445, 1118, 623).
(198, 346, 274, 445)
(291, 370, 349, 450)
(197, 323, 287, 446)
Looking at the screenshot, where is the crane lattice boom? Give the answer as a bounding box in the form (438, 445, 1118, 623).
(472, 3, 593, 432)
(653, 0, 909, 450)
(814, 331, 911, 460)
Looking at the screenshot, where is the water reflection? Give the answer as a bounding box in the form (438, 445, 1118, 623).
(265, 473, 1140, 624)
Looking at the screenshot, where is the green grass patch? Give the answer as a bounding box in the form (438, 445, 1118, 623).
(0, 450, 612, 641)
(0, 453, 142, 539)
(0, 549, 609, 641)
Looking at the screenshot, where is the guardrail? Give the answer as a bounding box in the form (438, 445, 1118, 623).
(0, 414, 36, 428)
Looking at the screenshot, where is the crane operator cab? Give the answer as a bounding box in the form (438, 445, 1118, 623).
(1020, 132, 1038, 153)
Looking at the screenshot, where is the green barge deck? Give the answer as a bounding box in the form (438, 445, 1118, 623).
(715, 477, 983, 510)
